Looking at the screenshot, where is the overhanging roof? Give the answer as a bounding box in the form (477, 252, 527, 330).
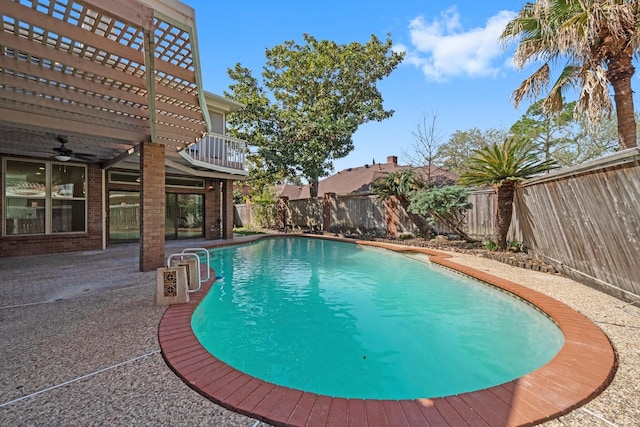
(204, 91, 244, 114)
(0, 0, 212, 167)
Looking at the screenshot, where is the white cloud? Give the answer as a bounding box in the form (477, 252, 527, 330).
(403, 7, 516, 82)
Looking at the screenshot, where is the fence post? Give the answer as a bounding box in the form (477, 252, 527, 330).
(245, 199, 252, 228)
(386, 196, 399, 237)
(277, 196, 289, 230)
(323, 193, 336, 233)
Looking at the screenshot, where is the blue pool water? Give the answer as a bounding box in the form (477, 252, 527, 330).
(191, 237, 564, 399)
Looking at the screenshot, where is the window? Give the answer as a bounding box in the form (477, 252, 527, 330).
(108, 171, 140, 184)
(4, 159, 87, 235)
(108, 170, 204, 188)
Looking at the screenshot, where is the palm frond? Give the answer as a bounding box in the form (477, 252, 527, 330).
(512, 64, 550, 108)
(543, 63, 581, 112)
(458, 137, 557, 187)
(576, 66, 613, 121)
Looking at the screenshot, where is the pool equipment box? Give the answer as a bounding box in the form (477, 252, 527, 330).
(156, 266, 189, 305)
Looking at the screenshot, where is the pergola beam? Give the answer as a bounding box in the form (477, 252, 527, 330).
(0, 31, 147, 89)
(154, 97, 206, 122)
(0, 105, 149, 142)
(0, 72, 150, 121)
(156, 110, 202, 129)
(0, 90, 148, 134)
(156, 123, 203, 142)
(1, 56, 149, 107)
(3, 0, 146, 69)
(77, 0, 154, 29)
(155, 123, 200, 145)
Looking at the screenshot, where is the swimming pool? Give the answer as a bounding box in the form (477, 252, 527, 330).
(191, 237, 564, 399)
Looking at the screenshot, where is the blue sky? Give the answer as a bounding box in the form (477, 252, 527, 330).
(184, 1, 575, 172)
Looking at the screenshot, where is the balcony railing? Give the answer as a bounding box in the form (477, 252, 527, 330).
(181, 132, 247, 173)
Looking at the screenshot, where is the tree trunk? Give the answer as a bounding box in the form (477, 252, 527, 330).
(398, 195, 433, 238)
(309, 179, 319, 198)
(308, 179, 321, 231)
(608, 52, 637, 149)
(494, 180, 515, 251)
(431, 212, 477, 243)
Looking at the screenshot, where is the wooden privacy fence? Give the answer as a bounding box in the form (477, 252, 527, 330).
(235, 193, 449, 236)
(109, 204, 140, 230)
(510, 148, 640, 302)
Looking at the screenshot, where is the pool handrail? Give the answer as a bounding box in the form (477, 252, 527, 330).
(180, 248, 211, 284)
(166, 252, 201, 293)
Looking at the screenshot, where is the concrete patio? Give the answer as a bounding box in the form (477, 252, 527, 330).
(0, 238, 638, 426)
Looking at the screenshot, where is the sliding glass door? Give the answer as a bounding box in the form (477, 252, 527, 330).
(109, 191, 203, 243)
(165, 193, 204, 240)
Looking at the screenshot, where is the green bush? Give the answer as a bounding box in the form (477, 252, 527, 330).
(507, 240, 522, 252)
(484, 237, 499, 251)
(398, 232, 415, 240)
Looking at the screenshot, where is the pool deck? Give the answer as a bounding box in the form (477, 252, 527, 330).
(1, 234, 639, 426)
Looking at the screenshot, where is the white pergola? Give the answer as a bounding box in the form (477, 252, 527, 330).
(0, 0, 210, 164)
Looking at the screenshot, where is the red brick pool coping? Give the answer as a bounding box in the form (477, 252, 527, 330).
(158, 235, 617, 426)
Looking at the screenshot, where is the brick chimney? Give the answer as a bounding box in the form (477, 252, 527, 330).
(387, 155, 398, 165)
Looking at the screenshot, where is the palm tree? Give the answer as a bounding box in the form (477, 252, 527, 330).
(501, 0, 640, 150)
(458, 137, 557, 251)
(371, 170, 432, 237)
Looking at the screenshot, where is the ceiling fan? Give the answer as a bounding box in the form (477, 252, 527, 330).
(53, 136, 97, 162)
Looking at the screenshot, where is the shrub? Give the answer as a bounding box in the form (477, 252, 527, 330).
(484, 237, 499, 251)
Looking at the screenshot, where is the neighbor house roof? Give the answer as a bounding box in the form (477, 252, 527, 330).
(277, 155, 457, 200)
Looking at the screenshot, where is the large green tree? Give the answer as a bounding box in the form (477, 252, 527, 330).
(510, 99, 577, 163)
(458, 137, 557, 251)
(226, 34, 404, 198)
(560, 115, 619, 165)
(501, 0, 640, 150)
(435, 128, 508, 176)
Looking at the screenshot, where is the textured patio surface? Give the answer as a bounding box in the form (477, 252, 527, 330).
(1, 235, 638, 426)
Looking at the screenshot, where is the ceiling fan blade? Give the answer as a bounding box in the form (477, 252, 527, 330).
(73, 152, 97, 160)
(53, 146, 72, 155)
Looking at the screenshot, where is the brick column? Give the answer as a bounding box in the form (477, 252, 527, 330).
(205, 179, 221, 240)
(323, 192, 336, 232)
(386, 195, 399, 237)
(139, 142, 165, 271)
(222, 179, 234, 239)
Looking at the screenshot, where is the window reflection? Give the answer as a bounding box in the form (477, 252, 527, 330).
(52, 164, 85, 198)
(109, 191, 140, 243)
(5, 198, 45, 234)
(4, 159, 86, 235)
(5, 160, 46, 197)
